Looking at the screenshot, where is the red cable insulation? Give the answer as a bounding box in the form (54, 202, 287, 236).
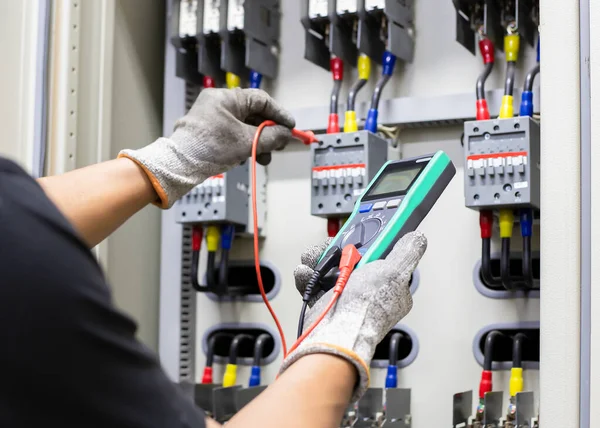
(251, 122, 352, 359)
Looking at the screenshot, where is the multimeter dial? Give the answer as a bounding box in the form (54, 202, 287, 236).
(341, 217, 382, 248)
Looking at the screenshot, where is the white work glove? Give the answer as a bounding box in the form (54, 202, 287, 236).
(284, 232, 427, 402)
(119, 88, 298, 208)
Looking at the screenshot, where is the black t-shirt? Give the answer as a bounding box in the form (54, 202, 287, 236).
(0, 157, 206, 428)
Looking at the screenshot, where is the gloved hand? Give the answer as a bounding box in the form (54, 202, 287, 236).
(119, 88, 298, 208)
(284, 232, 427, 402)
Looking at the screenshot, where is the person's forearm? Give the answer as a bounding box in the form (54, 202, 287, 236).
(38, 158, 157, 247)
(224, 354, 356, 428)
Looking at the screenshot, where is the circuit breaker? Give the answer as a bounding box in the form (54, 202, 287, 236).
(311, 130, 388, 217)
(170, 0, 203, 84)
(463, 116, 540, 210)
(176, 163, 267, 236)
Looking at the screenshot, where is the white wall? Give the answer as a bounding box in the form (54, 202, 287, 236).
(0, 0, 39, 170)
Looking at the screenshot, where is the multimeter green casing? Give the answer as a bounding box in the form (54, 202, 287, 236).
(319, 151, 456, 271)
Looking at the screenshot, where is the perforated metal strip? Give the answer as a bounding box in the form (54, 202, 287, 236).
(179, 225, 196, 382)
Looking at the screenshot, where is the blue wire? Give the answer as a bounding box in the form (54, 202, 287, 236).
(249, 366, 261, 387)
(221, 224, 235, 250)
(520, 209, 533, 238)
(365, 51, 396, 133)
(250, 70, 263, 89)
(385, 365, 398, 388)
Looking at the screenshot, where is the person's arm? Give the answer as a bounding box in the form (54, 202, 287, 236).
(226, 355, 354, 428)
(38, 88, 297, 248)
(38, 158, 156, 247)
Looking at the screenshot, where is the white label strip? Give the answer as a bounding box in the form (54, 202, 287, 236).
(179, 0, 198, 37)
(309, 0, 328, 18)
(337, 0, 357, 14)
(227, 0, 244, 31)
(514, 181, 529, 189)
(203, 0, 221, 34)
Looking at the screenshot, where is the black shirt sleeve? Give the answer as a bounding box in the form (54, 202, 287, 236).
(0, 158, 206, 428)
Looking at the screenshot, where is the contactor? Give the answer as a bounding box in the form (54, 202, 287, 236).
(176, 163, 267, 236)
(463, 116, 540, 210)
(311, 130, 388, 217)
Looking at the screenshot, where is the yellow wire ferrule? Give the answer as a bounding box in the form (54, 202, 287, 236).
(509, 367, 524, 396)
(206, 226, 220, 252)
(226, 72, 241, 89)
(344, 111, 358, 133)
(499, 95, 514, 119)
(504, 34, 520, 62)
(222, 363, 238, 387)
(499, 209, 514, 238)
(357, 54, 371, 81)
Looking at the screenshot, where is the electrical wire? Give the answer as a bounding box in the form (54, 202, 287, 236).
(218, 224, 235, 294)
(330, 80, 342, 115)
(479, 211, 502, 288)
(288, 244, 362, 356)
(479, 330, 503, 399)
(250, 122, 319, 357)
(499, 33, 520, 119)
(523, 64, 540, 93)
(504, 62, 516, 97)
(385, 332, 403, 388)
(475, 37, 494, 121)
(345, 54, 371, 133)
(249, 333, 272, 387)
(328, 58, 344, 134)
(347, 78, 367, 112)
(476, 63, 494, 101)
(510, 333, 527, 397)
(499, 209, 517, 291)
(190, 225, 206, 292)
(520, 209, 534, 289)
(250, 70, 263, 89)
(202, 332, 233, 384)
(365, 51, 396, 133)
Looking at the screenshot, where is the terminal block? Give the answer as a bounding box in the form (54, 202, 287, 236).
(221, 0, 281, 78)
(170, 0, 203, 84)
(176, 163, 267, 237)
(463, 117, 540, 211)
(311, 131, 388, 217)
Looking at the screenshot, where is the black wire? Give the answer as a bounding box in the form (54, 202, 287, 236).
(524, 64, 540, 92)
(388, 332, 403, 366)
(500, 237, 517, 291)
(347, 78, 367, 111)
(228, 334, 254, 365)
(522, 236, 534, 289)
(369, 74, 391, 111)
(481, 237, 503, 288)
(483, 331, 503, 371)
(218, 248, 230, 295)
(504, 61, 516, 97)
(297, 301, 309, 338)
(512, 333, 527, 368)
(206, 333, 233, 367)
(253, 334, 272, 366)
(330, 80, 342, 115)
(206, 251, 217, 292)
(476, 62, 494, 100)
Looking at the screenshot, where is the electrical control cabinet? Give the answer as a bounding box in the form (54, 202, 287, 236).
(176, 163, 267, 236)
(463, 116, 540, 210)
(311, 131, 388, 217)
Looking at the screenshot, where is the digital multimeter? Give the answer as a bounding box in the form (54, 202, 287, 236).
(319, 151, 456, 282)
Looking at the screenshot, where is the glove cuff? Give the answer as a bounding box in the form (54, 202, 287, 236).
(118, 152, 168, 208)
(280, 342, 370, 403)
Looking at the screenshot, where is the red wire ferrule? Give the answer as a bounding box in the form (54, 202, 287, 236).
(330, 58, 344, 81)
(479, 39, 495, 64)
(203, 76, 216, 88)
(476, 99, 491, 121)
(333, 245, 362, 294)
(192, 226, 203, 251)
(479, 211, 493, 239)
(479, 370, 493, 398)
(327, 218, 340, 237)
(201, 367, 213, 384)
(327, 113, 340, 134)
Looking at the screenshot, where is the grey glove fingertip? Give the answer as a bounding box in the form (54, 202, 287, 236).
(385, 231, 428, 271)
(242, 89, 296, 129)
(294, 264, 315, 296)
(256, 153, 272, 166)
(300, 237, 333, 268)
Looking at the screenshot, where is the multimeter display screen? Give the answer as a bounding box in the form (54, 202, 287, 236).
(365, 165, 423, 198)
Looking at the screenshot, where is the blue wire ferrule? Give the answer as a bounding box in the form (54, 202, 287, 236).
(520, 209, 533, 237)
(249, 366, 261, 387)
(221, 224, 235, 250)
(519, 91, 534, 117)
(365, 108, 379, 133)
(250, 70, 263, 89)
(382, 51, 397, 76)
(536, 37, 540, 63)
(385, 365, 398, 388)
